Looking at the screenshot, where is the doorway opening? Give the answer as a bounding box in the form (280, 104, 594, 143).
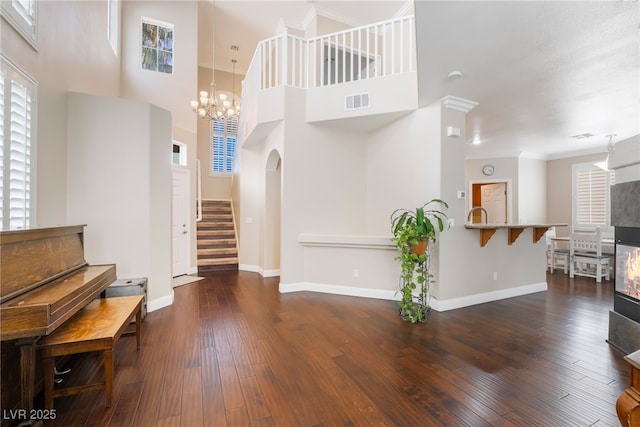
(468, 179, 512, 224)
(263, 149, 281, 276)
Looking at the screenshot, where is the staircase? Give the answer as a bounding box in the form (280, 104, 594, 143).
(197, 200, 238, 274)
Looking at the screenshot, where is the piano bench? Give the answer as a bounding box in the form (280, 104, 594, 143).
(37, 295, 144, 409)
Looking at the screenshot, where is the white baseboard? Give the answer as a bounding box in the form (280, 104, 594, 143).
(239, 264, 280, 278)
(431, 282, 548, 312)
(239, 264, 259, 273)
(279, 282, 397, 301)
(260, 268, 280, 277)
(147, 289, 175, 313)
(278, 281, 548, 312)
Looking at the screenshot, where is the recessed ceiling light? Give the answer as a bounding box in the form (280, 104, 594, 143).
(570, 133, 594, 140)
(448, 70, 463, 80)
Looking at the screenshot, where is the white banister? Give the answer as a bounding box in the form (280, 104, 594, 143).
(243, 15, 415, 94)
(196, 159, 202, 222)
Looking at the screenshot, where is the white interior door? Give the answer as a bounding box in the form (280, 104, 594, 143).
(172, 167, 190, 277)
(481, 183, 507, 224)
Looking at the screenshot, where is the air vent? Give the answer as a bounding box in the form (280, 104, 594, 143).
(571, 133, 594, 140)
(345, 93, 370, 111)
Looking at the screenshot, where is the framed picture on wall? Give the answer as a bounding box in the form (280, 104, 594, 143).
(141, 18, 173, 74)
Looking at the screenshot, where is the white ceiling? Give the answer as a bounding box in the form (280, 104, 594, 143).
(203, 0, 640, 160)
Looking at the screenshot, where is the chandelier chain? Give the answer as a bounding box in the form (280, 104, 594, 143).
(190, 1, 240, 121)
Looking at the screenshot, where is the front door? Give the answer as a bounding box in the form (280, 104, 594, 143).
(172, 167, 190, 277)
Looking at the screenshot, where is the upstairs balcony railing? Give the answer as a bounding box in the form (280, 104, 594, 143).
(246, 15, 416, 92)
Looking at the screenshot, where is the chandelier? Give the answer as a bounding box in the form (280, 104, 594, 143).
(190, 1, 240, 121)
(191, 59, 240, 121)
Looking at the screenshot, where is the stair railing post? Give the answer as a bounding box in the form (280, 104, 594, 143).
(281, 27, 288, 86)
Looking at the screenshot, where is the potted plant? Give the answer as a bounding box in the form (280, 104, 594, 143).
(390, 199, 448, 323)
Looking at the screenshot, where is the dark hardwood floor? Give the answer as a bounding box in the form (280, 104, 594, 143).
(43, 271, 628, 427)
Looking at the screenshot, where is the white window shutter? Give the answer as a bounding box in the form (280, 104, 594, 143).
(211, 117, 238, 174)
(573, 163, 611, 227)
(1, 55, 35, 229)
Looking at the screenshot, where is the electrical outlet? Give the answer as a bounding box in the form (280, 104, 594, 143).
(353, 269, 359, 278)
(448, 218, 455, 229)
(493, 272, 498, 281)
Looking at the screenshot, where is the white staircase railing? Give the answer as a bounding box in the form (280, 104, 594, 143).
(248, 15, 416, 91)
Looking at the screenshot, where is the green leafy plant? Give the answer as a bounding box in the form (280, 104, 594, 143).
(390, 199, 448, 323)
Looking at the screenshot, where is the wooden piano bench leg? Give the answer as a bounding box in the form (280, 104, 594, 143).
(104, 349, 114, 407)
(135, 304, 142, 350)
(42, 357, 56, 410)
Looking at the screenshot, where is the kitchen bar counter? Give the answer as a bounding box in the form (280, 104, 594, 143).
(464, 223, 568, 247)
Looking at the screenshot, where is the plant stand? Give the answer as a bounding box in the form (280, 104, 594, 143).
(390, 199, 448, 324)
(398, 258, 431, 324)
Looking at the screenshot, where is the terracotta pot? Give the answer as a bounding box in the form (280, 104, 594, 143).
(411, 240, 428, 255)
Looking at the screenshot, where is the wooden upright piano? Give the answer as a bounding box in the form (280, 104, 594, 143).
(1, 225, 116, 424)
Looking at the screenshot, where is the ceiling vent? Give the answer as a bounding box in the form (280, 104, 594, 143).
(570, 133, 594, 140)
(345, 93, 370, 111)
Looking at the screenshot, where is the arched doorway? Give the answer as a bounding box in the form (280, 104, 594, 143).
(264, 150, 282, 276)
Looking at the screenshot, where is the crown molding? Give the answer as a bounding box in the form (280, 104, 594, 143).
(442, 95, 478, 113)
(313, 4, 363, 28)
(393, 0, 414, 19)
(301, 6, 317, 31)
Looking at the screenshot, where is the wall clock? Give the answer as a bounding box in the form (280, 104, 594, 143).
(482, 164, 495, 176)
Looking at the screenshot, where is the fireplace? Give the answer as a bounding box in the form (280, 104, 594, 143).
(608, 177, 640, 354)
(614, 227, 640, 323)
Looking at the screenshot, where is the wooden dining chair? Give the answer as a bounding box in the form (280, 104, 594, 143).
(546, 227, 569, 274)
(569, 227, 613, 283)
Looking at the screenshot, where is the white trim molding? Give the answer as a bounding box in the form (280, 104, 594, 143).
(442, 95, 478, 113)
(239, 264, 280, 278)
(279, 281, 397, 301)
(298, 234, 395, 250)
(147, 289, 175, 313)
(279, 280, 547, 313)
(431, 282, 548, 312)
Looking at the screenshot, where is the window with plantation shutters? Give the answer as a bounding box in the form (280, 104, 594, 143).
(1, 55, 36, 230)
(1, 0, 38, 49)
(572, 162, 614, 229)
(211, 117, 238, 174)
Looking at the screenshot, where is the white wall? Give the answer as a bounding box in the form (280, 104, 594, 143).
(264, 151, 282, 273)
(3, 0, 201, 278)
(66, 93, 173, 306)
(609, 134, 640, 183)
(306, 72, 418, 124)
(239, 89, 548, 307)
(2, 0, 122, 227)
(440, 107, 547, 306)
(238, 121, 285, 272)
(466, 157, 519, 221)
(546, 152, 606, 237)
(1, 1, 121, 97)
(120, 1, 199, 273)
(36, 89, 70, 226)
(366, 103, 442, 234)
(518, 157, 547, 224)
(120, 1, 196, 135)
(279, 88, 370, 286)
